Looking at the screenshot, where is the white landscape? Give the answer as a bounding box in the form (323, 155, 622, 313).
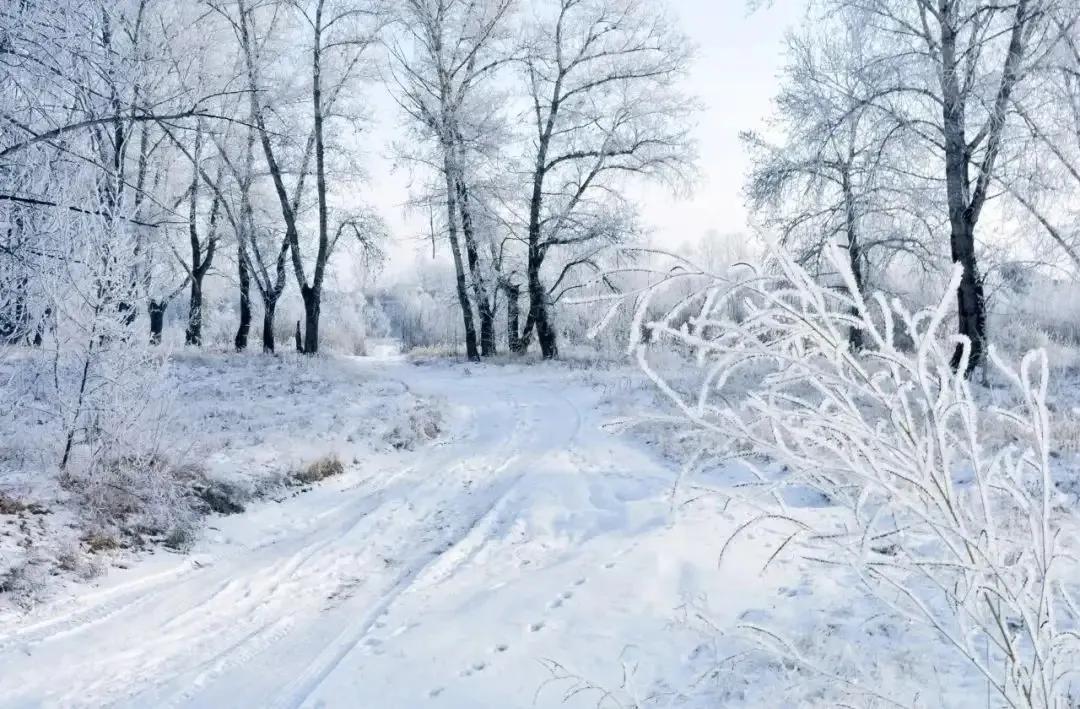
(3, 0, 1080, 708)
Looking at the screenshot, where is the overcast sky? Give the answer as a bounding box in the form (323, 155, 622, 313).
(365, 0, 807, 277)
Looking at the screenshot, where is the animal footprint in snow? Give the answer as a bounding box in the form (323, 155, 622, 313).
(573, 577, 587, 586)
(493, 643, 508, 653)
(428, 687, 444, 698)
(460, 661, 486, 677)
(548, 590, 573, 609)
(528, 621, 545, 633)
(603, 561, 616, 570)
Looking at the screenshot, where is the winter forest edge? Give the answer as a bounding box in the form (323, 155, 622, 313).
(3, 0, 1080, 707)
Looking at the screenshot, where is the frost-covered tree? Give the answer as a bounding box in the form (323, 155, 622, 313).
(516, 0, 695, 359)
(390, 0, 516, 360)
(225, 0, 386, 354)
(800, 0, 1071, 373)
(744, 15, 942, 348)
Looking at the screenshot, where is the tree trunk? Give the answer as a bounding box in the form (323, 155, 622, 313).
(847, 243, 864, 351)
(294, 319, 303, 353)
(456, 178, 495, 356)
(948, 215, 986, 372)
(506, 283, 521, 353)
(842, 170, 864, 351)
(940, 16, 986, 375)
(526, 125, 557, 359)
(184, 278, 203, 346)
(479, 308, 495, 357)
(934, 0, 1029, 374)
(261, 299, 276, 353)
(441, 154, 479, 361)
(527, 248, 557, 359)
(235, 244, 251, 351)
(307, 4, 327, 359)
(148, 299, 166, 345)
(300, 284, 320, 354)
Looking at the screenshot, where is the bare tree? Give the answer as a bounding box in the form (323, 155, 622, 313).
(517, 0, 695, 359)
(830, 0, 1065, 373)
(744, 18, 941, 348)
(390, 0, 516, 360)
(229, 0, 384, 354)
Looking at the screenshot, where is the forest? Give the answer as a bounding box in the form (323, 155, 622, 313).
(2, 0, 1080, 707)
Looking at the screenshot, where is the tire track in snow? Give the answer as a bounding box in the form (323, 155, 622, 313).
(1, 364, 588, 708)
(149, 373, 536, 708)
(270, 424, 532, 709)
(0, 423, 447, 661)
(0, 556, 211, 653)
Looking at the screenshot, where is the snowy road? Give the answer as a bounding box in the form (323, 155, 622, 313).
(0, 359, 716, 708)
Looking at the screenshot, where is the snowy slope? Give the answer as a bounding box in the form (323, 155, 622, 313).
(0, 356, 972, 708)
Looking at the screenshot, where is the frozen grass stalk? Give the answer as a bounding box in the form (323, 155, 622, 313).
(631, 245, 1080, 708)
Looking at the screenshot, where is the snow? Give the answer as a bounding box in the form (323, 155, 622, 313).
(0, 351, 1004, 707)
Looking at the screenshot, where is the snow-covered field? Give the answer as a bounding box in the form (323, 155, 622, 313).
(0, 348, 1069, 707)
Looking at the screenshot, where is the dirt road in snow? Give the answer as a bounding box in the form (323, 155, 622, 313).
(0, 359, 701, 708)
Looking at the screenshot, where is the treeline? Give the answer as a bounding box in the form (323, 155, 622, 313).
(0, 0, 696, 361)
(744, 0, 1080, 373)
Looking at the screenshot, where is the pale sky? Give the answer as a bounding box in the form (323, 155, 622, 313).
(364, 0, 806, 277)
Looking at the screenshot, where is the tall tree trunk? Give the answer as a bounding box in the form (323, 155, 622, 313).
(442, 152, 479, 361)
(940, 9, 986, 374)
(235, 243, 251, 351)
(262, 299, 276, 354)
(527, 251, 557, 360)
(241, 0, 321, 356)
(184, 279, 203, 346)
(148, 299, 166, 345)
(527, 126, 557, 359)
(505, 282, 520, 353)
(301, 284, 320, 354)
(299, 0, 330, 357)
(456, 178, 495, 356)
(936, 0, 1030, 374)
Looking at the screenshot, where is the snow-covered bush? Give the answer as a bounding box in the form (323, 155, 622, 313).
(0, 173, 185, 544)
(33, 219, 167, 470)
(631, 246, 1080, 707)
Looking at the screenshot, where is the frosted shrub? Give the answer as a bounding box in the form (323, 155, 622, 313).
(631, 246, 1080, 708)
(6, 187, 183, 540)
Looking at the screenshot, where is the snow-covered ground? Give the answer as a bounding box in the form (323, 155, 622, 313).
(0, 351, 1014, 707)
